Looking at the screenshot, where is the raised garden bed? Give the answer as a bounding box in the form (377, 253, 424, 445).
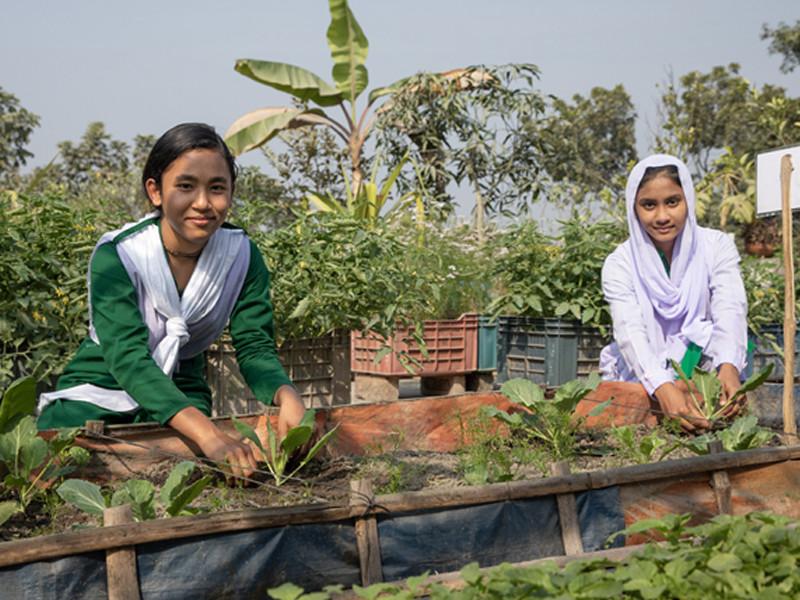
(2, 384, 796, 598)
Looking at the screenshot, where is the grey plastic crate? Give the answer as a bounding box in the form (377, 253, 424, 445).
(496, 317, 608, 387)
(206, 331, 352, 414)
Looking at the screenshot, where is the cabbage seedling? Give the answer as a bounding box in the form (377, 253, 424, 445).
(233, 411, 338, 487)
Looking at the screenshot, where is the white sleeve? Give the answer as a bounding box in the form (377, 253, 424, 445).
(703, 232, 748, 372)
(602, 249, 673, 395)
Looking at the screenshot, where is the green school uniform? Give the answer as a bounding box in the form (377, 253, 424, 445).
(37, 220, 292, 429)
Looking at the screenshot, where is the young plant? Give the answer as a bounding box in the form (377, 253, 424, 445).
(233, 411, 338, 487)
(608, 425, 680, 465)
(485, 374, 605, 461)
(683, 414, 775, 455)
(0, 377, 91, 526)
(672, 360, 774, 422)
(57, 460, 212, 521)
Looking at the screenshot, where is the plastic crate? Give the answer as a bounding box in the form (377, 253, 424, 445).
(751, 324, 799, 383)
(206, 331, 351, 414)
(496, 317, 609, 387)
(350, 313, 479, 377)
(477, 316, 498, 371)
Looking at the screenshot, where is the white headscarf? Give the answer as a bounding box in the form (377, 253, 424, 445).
(625, 154, 713, 361)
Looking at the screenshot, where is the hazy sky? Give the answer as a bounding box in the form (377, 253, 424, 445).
(2, 0, 798, 206)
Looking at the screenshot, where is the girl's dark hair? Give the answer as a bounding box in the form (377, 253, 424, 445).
(637, 164, 681, 194)
(141, 123, 237, 199)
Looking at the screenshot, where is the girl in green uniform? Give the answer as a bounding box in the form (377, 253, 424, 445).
(37, 123, 305, 479)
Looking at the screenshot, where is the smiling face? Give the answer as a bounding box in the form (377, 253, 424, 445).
(145, 148, 232, 254)
(634, 173, 688, 259)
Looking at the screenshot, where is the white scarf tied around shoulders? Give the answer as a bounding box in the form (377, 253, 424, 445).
(37, 213, 247, 415)
(625, 154, 713, 364)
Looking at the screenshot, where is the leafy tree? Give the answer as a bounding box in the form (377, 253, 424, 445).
(654, 63, 800, 177)
(0, 87, 40, 183)
(373, 65, 546, 235)
(57, 122, 130, 190)
(762, 20, 800, 73)
(528, 84, 637, 207)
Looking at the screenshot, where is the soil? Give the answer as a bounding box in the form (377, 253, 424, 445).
(0, 424, 725, 543)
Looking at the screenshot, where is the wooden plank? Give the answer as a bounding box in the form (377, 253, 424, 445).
(709, 440, 732, 515)
(550, 461, 584, 555)
(3, 447, 800, 568)
(104, 505, 141, 600)
(350, 480, 383, 586)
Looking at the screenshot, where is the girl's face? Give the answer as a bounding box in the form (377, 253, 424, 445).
(634, 174, 688, 257)
(145, 148, 232, 253)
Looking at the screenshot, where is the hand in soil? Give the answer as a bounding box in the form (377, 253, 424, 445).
(655, 382, 709, 432)
(201, 430, 259, 482)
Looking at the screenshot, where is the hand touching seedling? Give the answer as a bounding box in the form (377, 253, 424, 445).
(233, 410, 338, 486)
(671, 361, 774, 424)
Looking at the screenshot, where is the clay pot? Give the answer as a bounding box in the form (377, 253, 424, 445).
(745, 241, 776, 258)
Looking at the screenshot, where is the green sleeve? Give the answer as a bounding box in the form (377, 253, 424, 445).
(229, 240, 293, 406)
(90, 243, 198, 424)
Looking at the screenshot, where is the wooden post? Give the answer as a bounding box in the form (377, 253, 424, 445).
(84, 420, 105, 437)
(550, 461, 584, 555)
(103, 505, 141, 600)
(781, 154, 796, 436)
(350, 479, 383, 586)
(708, 441, 732, 515)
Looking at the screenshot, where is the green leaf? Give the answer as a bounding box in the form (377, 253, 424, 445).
(118, 479, 156, 521)
(280, 425, 314, 456)
(0, 501, 21, 527)
(730, 363, 774, 404)
(225, 107, 327, 156)
(289, 296, 312, 320)
(160, 461, 196, 506)
(327, 0, 369, 102)
(232, 417, 267, 457)
(0, 416, 40, 476)
(372, 346, 392, 364)
(267, 582, 305, 600)
(706, 552, 742, 572)
(367, 75, 413, 105)
(295, 423, 339, 466)
(692, 369, 722, 418)
(587, 399, 610, 417)
(20, 436, 47, 476)
(57, 479, 107, 515)
(233, 59, 342, 107)
(500, 378, 545, 409)
(166, 475, 212, 517)
(554, 302, 570, 317)
(0, 377, 35, 433)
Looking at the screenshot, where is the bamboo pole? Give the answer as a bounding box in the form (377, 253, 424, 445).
(350, 479, 383, 586)
(781, 154, 796, 436)
(550, 461, 584, 555)
(708, 440, 732, 515)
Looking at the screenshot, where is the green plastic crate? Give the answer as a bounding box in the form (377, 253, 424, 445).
(478, 316, 498, 371)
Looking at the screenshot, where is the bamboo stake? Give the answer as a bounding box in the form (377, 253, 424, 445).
(550, 461, 584, 555)
(781, 154, 796, 436)
(708, 440, 732, 515)
(104, 504, 141, 600)
(350, 479, 383, 586)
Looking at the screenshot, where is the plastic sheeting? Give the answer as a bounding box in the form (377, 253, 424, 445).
(0, 487, 624, 597)
(378, 487, 624, 580)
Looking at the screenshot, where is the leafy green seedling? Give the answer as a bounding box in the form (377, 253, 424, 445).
(671, 361, 774, 422)
(233, 410, 338, 487)
(609, 425, 680, 464)
(485, 374, 605, 461)
(0, 414, 89, 527)
(57, 460, 212, 521)
(0, 376, 36, 433)
(683, 414, 775, 455)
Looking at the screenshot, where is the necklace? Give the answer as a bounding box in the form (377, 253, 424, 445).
(163, 245, 202, 259)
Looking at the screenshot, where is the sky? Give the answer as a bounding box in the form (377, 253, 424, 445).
(2, 0, 798, 215)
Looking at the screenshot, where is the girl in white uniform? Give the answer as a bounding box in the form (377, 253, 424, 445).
(599, 154, 748, 429)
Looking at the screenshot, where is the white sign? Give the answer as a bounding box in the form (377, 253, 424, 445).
(756, 144, 800, 216)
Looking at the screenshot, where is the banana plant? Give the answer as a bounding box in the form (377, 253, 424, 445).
(233, 411, 338, 487)
(225, 0, 489, 211)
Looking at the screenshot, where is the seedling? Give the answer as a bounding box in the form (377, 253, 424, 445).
(233, 411, 338, 487)
(485, 374, 606, 461)
(0, 377, 90, 526)
(671, 361, 774, 422)
(608, 425, 680, 465)
(683, 414, 775, 455)
(57, 460, 212, 521)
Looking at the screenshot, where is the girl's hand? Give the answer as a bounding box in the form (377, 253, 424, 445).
(198, 430, 259, 480)
(718, 363, 743, 418)
(169, 406, 258, 481)
(274, 385, 306, 439)
(654, 381, 708, 432)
